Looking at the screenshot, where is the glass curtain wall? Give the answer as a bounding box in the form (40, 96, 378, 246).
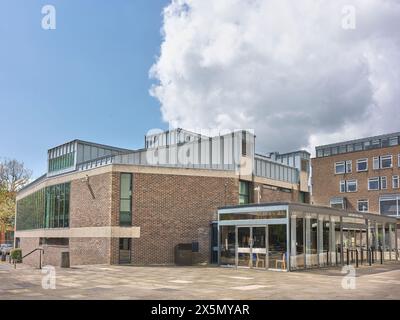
(16, 182, 70, 230)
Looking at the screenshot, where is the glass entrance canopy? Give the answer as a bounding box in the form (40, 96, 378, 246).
(218, 202, 399, 271)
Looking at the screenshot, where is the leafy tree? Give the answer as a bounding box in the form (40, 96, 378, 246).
(0, 159, 32, 229)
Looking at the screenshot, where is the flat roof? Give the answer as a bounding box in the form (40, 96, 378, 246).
(48, 139, 134, 153)
(218, 202, 398, 223)
(315, 131, 400, 150)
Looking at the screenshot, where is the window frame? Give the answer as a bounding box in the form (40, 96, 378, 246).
(380, 176, 387, 190)
(373, 156, 380, 170)
(346, 179, 358, 193)
(239, 181, 250, 204)
(392, 175, 399, 189)
(357, 199, 369, 212)
(339, 180, 346, 193)
(119, 173, 133, 226)
(346, 160, 352, 173)
(335, 161, 345, 174)
(330, 198, 345, 210)
(380, 155, 393, 169)
(368, 177, 380, 191)
(379, 195, 400, 217)
(356, 158, 368, 172)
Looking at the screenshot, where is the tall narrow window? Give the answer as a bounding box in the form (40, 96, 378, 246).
(346, 160, 352, 173)
(393, 176, 399, 189)
(373, 157, 380, 170)
(239, 181, 250, 204)
(380, 176, 387, 190)
(339, 180, 346, 193)
(120, 173, 132, 226)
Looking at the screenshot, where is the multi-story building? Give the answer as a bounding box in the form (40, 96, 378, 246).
(312, 132, 400, 218)
(15, 129, 310, 267)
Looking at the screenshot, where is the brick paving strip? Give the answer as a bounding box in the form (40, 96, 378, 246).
(0, 262, 400, 300)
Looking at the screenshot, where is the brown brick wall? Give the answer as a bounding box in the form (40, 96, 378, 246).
(70, 173, 113, 228)
(19, 237, 40, 267)
(129, 173, 239, 265)
(312, 145, 400, 213)
(253, 182, 300, 203)
(42, 245, 68, 267)
(70, 238, 110, 265)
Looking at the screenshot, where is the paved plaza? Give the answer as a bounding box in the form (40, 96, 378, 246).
(1, 262, 400, 300)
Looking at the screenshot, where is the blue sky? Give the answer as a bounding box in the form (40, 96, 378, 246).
(0, 0, 169, 178)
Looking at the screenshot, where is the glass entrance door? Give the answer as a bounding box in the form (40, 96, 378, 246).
(236, 226, 267, 269)
(252, 227, 267, 269)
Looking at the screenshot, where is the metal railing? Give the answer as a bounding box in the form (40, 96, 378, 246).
(20, 248, 44, 269)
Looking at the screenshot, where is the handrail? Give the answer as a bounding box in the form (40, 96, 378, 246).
(22, 247, 44, 259)
(20, 247, 44, 269)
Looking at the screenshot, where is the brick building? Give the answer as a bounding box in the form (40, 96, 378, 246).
(0, 225, 13, 245)
(15, 129, 310, 267)
(312, 131, 400, 217)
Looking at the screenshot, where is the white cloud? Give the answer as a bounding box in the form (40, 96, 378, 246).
(150, 0, 400, 155)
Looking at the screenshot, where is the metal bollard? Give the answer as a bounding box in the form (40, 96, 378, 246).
(361, 248, 363, 265)
(356, 250, 359, 268)
(346, 250, 349, 266)
(368, 248, 372, 266)
(380, 247, 383, 265)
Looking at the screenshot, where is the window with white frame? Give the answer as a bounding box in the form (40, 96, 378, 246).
(368, 177, 380, 190)
(357, 200, 369, 212)
(373, 157, 380, 170)
(380, 195, 400, 217)
(340, 180, 346, 193)
(393, 175, 399, 189)
(398, 154, 400, 167)
(330, 198, 346, 210)
(380, 176, 387, 190)
(356, 159, 368, 172)
(346, 180, 357, 192)
(335, 161, 345, 174)
(334, 161, 352, 174)
(346, 160, 352, 173)
(380, 155, 392, 169)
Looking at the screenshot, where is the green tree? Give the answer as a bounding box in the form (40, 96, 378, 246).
(0, 159, 32, 229)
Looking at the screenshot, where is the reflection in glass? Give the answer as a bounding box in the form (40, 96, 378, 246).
(291, 216, 304, 269)
(237, 227, 251, 267)
(252, 227, 266, 269)
(269, 224, 287, 270)
(220, 226, 235, 266)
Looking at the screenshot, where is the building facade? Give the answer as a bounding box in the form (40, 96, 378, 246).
(15, 129, 310, 267)
(312, 132, 400, 218)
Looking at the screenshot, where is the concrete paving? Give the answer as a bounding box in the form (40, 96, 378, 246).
(1, 261, 400, 300)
